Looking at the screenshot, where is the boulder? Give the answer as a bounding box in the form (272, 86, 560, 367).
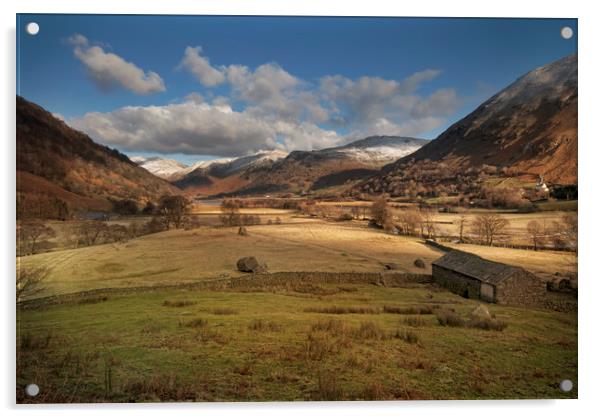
(470, 304, 492, 321)
(236, 256, 268, 274)
(414, 258, 426, 269)
(238, 226, 248, 236)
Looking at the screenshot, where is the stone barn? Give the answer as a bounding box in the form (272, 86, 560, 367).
(432, 250, 546, 306)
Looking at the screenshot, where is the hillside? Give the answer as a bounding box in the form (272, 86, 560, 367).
(357, 55, 577, 197)
(16, 96, 179, 218)
(172, 150, 287, 195)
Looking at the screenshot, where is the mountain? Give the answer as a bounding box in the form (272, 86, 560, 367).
(357, 54, 577, 196)
(319, 136, 429, 164)
(173, 150, 287, 195)
(131, 156, 188, 180)
(174, 136, 427, 196)
(16, 96, 179, 218)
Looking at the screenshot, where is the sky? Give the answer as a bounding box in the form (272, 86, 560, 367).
(17, 15, 577, 165)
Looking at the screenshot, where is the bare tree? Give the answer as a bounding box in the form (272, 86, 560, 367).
(17, 222, 56, 255)
(220, 199, 241, 227)
(398, 209, 422, 236)
(370, 195, 390, 227)
(457, 214, 468, 242)
(158, 195, 190, 229)
(420, 209, 437, 239)
(526, 220, 546, 250)
(77, 220, 108, 246)
(471, 214, 509, 246)
(16, 266, 49, 301)
(560, 213, 578, 251)
(106, 224, 128, 243)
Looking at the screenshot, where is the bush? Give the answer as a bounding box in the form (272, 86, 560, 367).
(304, 306, 380, 314)
(383, 305, 433, 315)
(112, 198, 138, 215)
(435, 310, 465, 327)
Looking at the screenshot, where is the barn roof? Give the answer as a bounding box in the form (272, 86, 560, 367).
(432, 250, 524, 285)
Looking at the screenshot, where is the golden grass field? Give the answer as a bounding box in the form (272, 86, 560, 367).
(19, 214, 576, 299)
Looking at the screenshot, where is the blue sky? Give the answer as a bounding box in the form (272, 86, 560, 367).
(17, 15, 577, 165)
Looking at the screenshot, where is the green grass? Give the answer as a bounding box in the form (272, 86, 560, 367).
(16, 282, 577, 402)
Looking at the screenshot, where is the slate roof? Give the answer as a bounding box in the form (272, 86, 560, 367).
(432, 250, 524, 285)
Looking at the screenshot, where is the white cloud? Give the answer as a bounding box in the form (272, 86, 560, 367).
(179, 46, 225, 87)
(400, 69, 442, 94)
(68, 99, 342, 157)
(319, 71, 460, 138)
(71, 45, 462, 156)
(69, 34, 165, 95)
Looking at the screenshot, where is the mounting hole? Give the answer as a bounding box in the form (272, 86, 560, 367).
(25, 22, 40, 36)
(560, 26, 573, 40)
(25, 383, 40, 397)
(559, 379, 573, 392)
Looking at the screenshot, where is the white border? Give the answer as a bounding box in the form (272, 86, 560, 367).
(2, 1, 600, 417)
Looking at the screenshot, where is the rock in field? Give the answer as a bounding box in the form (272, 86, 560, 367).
(238, 226, 248, 236)
(236, 256, 268, 274)
(470, 304, 492, 320)
(414, 258, 426, 268)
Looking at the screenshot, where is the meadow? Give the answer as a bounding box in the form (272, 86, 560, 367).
(17, 280, 577, 402)
(18, 215, 575, 298)
(16, 203, 578, 402)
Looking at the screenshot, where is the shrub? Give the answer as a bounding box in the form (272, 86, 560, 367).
(304, 306, 380, 314)
(383, 305, 433, 315)
(435, 310, 465, 327)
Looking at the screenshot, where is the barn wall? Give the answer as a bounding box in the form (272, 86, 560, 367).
(432, 265, 481, 299)
(496, 271, 546, 306)
(480, 283, 495, 302)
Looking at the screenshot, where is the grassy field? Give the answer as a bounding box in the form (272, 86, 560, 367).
(17, 281, 577, 402)
(17, 205, 578, 402)
(18, 217, 576, 299)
